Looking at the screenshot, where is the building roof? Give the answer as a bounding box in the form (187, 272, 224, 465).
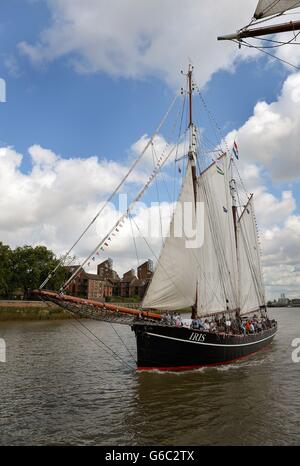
(107, 277, 120, 284)
(83, 273, 105, 281)
(130, 278, 146, 287)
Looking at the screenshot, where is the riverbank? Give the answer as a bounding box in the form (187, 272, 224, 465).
(0, 300, 72, 321)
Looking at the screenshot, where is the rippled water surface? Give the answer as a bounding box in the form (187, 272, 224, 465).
(0, 308, 299, 445)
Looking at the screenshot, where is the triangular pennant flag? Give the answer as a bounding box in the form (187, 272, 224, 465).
(232, 141, 239, 159)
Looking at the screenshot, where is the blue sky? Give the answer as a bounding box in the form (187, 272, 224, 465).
(0, 1, 289, 165)
(0, 1, 294, 199)
(1, 0, 300, 298)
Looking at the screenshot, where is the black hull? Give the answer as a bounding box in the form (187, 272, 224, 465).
(132, 323, 277, 371)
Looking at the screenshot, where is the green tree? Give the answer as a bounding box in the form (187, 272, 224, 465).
(10, 245, 66, 299)
(0, 242, 13, 297)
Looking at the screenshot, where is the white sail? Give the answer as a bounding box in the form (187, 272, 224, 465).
(237, 198, 265, 315)
(142, 161, 198, 311)
(197, 155, 239, 317)
(254, 0, 300, 19)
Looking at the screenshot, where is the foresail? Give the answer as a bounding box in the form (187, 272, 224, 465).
(142, 161, 198, 311)
(237, 198, 265, 315)
(254, 0, 300, 19)
(197, 155, 239, 317)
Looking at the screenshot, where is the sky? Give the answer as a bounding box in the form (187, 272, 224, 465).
(1, 0, 300, 300)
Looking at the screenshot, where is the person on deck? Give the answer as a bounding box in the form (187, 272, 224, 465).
(175, 314, 182, 327)
(240, 322, 246, 335)
(225, 318, 232, 333)
(210, 320, 216, 332)
(203, 319, 210, 331)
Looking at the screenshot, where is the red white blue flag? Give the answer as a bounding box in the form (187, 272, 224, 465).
(232, 141, 239, 159)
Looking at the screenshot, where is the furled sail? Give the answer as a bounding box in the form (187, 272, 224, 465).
(237, 198, 265, 315)
(196, 155, 239, 317)
(254, 0, 300, 19)
(142, 160, 198, 310)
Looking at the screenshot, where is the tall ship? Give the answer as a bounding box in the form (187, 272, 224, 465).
(35, 61, 278, 371)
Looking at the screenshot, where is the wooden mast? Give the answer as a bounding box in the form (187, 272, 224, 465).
(187, 65, 198, 320)
(187, 65, 197, 205)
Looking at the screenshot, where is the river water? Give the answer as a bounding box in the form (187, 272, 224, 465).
(0, 308, 299, 446)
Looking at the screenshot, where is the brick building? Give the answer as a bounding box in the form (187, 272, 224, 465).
(65, 266, 113, 301)
(66, 258, 153, 302)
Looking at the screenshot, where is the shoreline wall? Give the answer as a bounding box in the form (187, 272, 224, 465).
(0, 300, 72, 321)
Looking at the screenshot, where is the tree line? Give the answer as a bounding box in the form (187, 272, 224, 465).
(0, 242, 66, 299)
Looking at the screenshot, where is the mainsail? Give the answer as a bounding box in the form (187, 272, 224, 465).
(254, 0, 300, 19)
(143, 151, 266, 316)
(237, 198, 265, 314)
(142, 160, 198, 311)
(196, 155, 239, 317)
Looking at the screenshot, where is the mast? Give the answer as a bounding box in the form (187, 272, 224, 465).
(187, 65, 198, 319)
(187, 65, 197, 203)
(230, 178, 238, 249)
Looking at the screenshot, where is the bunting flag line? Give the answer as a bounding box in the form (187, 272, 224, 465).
(76, 144, 170, 281)
(232, 141, 239, 160)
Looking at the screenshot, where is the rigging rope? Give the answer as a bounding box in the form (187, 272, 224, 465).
(37, 294, 135, 370)
(40, 93, 179, 290)
(233, 39, 300, 71)
(61, 132, 186, 292)
(109, 322, 136, 362)
(249, 31, 300, 47)
(68, 317, 135, 370)
(129, 213, 140, 272)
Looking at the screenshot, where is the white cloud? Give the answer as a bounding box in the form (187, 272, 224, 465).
(222, 69, 300, 299)
(235, 166, 300, 299)
(4, 54, 22, 78)
(261, 214, 300, 299)
(18, 0, 258, 87)
(0, 139, 177, 277)
(226, 71, 300, 181)
(1, 138, 299, 297)
(275, 31, 300, 69)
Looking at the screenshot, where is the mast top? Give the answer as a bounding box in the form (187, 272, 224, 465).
(188, 64, 194, 128)
(182, 65, 196, 160)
